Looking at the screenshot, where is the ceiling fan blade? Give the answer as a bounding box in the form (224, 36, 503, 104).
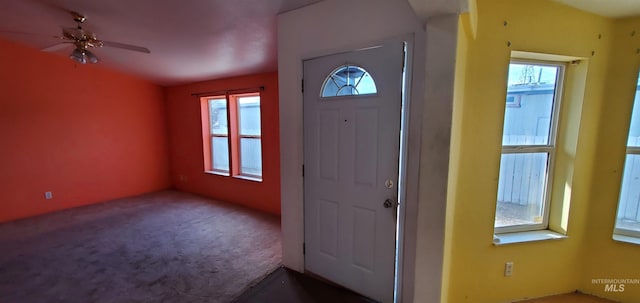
(41, 42, 73, 52)
(62, 27, 83, 40)
(101, 40, 150, 54)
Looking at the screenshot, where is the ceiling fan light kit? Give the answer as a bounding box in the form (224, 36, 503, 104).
(69, 48, 98, 64)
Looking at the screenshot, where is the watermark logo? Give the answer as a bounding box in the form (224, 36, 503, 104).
(592, 278, 639, 292)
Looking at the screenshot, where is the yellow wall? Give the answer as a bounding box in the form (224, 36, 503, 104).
(445, 0, 640, 302)
(441, 13, 471, 303)
(580, 16, 640, 302)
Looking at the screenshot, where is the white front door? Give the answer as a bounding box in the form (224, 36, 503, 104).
(303, 43, 403, 303)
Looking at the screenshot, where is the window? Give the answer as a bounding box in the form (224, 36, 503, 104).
(321, 65, 377, 97)
(209, 98, 230, 173)
(494, 60, 564, 233)
(615, 73, 640, 239)
(237, 95, 262, 177)
(202, 92, 262, 181)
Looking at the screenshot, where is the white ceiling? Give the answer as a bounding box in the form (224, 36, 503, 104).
(554, 0, 640, 18)
(8, 0, 633, 86)
(408, 0, 467, 21)
(0, 0, 321, 86)
(0, 0, 472, 86)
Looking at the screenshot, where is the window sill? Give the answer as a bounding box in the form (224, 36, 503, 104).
(234, 175, 263, 182)
(613, 234, 640, 246)
(204, 171, 262, 182)
(493, 230, 567, 246)
(205, 171, 230, 177)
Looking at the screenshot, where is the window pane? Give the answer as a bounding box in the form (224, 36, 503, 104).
(616, 154, 640, 234)
(211, 137, 229, 172)
(240, 138, 262, 177)
(627, 80, 640, 147)
(238, 96, 261, 136)
(495, 152, 549, 228)
(209, 98, 228, 135)
(321, 65, 377, 97)
(503, 64, 558, 146)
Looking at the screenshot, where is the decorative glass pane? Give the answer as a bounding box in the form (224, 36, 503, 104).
(495, 152, 549, 228)
(208, 98, 227, 135)
(321, 65, 377, 97)
(503, 64, 558, 146)
(238, 96, 261, 136)
(240, 138, 262, 177)
(212, 137, 229, 173)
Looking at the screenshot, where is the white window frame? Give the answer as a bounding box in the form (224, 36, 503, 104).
(614, 75, 640, 239)
(204, 92, 263, 181)
(495, 59, 565, 234)
(208, 97, 231, 176)
(236, 95, 263, 180)
(615, 147, 640, 239)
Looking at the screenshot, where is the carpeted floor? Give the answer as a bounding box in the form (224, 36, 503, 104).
(0, 190, 282, 303)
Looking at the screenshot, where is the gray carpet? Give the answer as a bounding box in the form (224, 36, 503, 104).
(0, 190, 282, 303)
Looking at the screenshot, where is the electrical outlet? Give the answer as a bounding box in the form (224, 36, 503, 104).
(505, 261, 514, 277)
(44, 191, 53, 200)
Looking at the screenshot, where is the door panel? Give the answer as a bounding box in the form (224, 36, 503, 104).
(319, 110, 340, 181)
(303, 43, 403, 303)
(354, 108, 379, 186)
(318, 199, 339, 258)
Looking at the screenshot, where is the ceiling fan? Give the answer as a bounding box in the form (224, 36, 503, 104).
(44, 11, 150, 64)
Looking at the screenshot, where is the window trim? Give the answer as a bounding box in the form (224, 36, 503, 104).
(614, 73, 640, 240)
(495, 59, 566, 234)
(201, 91, 263, 181)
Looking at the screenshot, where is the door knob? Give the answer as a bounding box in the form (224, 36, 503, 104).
(383, 199, 395, 208)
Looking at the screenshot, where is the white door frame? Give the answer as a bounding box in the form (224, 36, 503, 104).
(298, 35, 419, 303)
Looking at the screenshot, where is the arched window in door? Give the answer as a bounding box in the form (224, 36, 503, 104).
(320, 65, 377, 97)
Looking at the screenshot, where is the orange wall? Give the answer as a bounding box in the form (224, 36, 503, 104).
(0, 38, 171, 223)
(165, 72, 281, 215)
